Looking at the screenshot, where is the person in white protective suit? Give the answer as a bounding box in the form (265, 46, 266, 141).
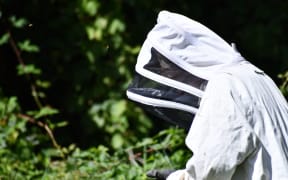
(126, 10, 288, 180)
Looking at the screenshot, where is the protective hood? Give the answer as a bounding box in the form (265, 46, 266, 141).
(127, 10, 245, 129)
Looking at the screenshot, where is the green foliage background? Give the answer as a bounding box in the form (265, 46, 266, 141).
(0, 0, 288, 179)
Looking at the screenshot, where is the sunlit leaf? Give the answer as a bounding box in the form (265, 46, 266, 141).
(17, 64, 41, 75)
(109, 19, 125, 34)
(110, 100, 126, 118)
(81, 0, 99, 16)
(9, 16, 28, 28)
(0, 33, 9, 45)
(95, 17, 108, 29)
(35, 106, 59, 119)
(36, 80, 51, 89)
(51, 121, 68, 129)
(7, 97, 19, 114)
(111, 133, 124, 149)
(18, 40, 39, 53)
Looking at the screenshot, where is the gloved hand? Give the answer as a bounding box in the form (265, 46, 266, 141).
(146, 169, 175, 180)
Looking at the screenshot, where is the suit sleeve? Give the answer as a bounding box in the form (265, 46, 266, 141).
(167, 74, 258, 180)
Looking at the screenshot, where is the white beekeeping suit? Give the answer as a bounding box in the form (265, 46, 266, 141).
(127, 10, 288, 180)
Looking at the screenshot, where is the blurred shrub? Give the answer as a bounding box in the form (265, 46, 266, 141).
(0, 0, 153, 150)
(0, 123, 189, 179)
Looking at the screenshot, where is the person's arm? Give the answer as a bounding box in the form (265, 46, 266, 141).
(168, 74, 258, 180)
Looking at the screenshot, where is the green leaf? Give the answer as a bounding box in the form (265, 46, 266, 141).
(86, 26, 102, 40)
(124, 45, 141, 55)
(0, 33, 9, 45)
(95, 17, 108, 30)
(35, 107, 59, 119)
(17, 64, 42, 75)
(82, 0, 99, 16)
(6, 97, 19, 115)
(36, 80, 51, 89)
(55, 121, 68, 128)
(110, 100, 126, 118)
(109, 19, 125, 34)
(50, 121, 68, 129)
(18, 40, 40, 53)
(111, 133, 124, 149)
(9, 16, 28, 28)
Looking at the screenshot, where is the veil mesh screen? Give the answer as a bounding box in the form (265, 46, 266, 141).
(128, 73, 201, 108)
(144, 48, 208, 90)
(138, 103, 194, 130)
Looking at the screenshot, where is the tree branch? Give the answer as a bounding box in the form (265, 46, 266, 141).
(17, 113, 61, 151)
(7, 30, 43, 108)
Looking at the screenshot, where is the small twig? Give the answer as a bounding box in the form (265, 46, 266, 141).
(18, 113, 61, 150)
(126, 148, 139, 166)
(30, 84, 43, 108)
(7, 30, 25, 66)
(7, 30, 43, 108)
(126, 147, 156, 166)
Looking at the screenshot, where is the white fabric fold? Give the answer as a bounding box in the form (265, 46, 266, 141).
(167, 62, 288, 180)
(142, 10, 244, 79)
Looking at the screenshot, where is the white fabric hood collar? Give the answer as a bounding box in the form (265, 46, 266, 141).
(138, 10, 245, 80)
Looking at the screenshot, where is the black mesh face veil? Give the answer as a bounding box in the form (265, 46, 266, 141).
(137, 103, 195, 130)
(144, 48, 208, 90)
(127, 48, 208, 129)
(128, 73, 201, 108)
